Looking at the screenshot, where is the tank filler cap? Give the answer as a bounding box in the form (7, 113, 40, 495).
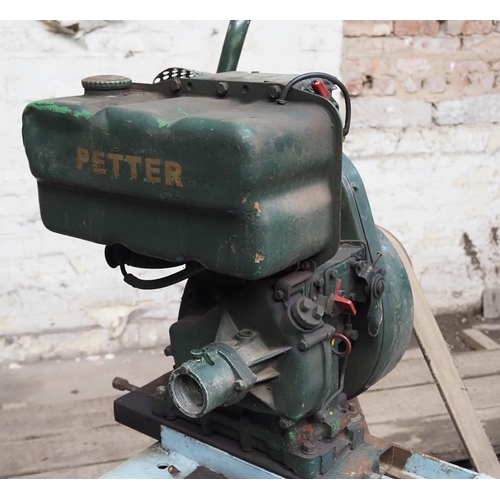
(81, 75, 132, 90)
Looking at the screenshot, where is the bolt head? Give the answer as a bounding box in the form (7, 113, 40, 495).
(216, 81, 229, 96)
(234, 379, 245, 392)
(169, 77, 182, 92)
(164, 345, 173, 357)
(300, 298, 315, 312)
(312, 305, 324, 320)
(268, 84, 282, 99)
(298, 339, 308, 351)
(273, 289, 285, 301)
(301, 441, 316, 455)
(179, 365, 189, 375)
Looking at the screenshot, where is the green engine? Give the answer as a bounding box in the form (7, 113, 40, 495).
(22, 24, 413, 479)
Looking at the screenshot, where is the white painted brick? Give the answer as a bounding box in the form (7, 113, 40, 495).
(434, 94, 500, 125)
(353, 151, 500, 312)
(343, 128, 400, 157)
(351, 97, 433, 128)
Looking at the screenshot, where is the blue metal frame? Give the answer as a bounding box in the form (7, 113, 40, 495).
(102, 426, 493, 479)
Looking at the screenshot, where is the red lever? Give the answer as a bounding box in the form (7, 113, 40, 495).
(311, 79, 331, 99)
(333, 279, 357, 316)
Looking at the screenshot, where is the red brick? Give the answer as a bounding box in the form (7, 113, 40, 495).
(344, 21, 393, 37)
(413, 37, 461, 53)
(446, 20, 466, 36)
(423, 76, 447, 93)
(404, 77, 422, 93)
(446, 21, 491, 35)
(343, 57, 394, 78)
(372, 78, 397, 96)
(346, 79, 363, 96)
(396, 58, 431, 74)
(446, 60, 488, 73)
(353, 37, 407, 55)
(343, 38, 380, 56)
(462, 34, 500, 53)
(468, 72, 495, 90)
(464, 21, 492, 34)
(382, 37, 408, 52)
(362, 38, 384, 54)
(447, 74, 469, 91)
(394, 20, 439, 36)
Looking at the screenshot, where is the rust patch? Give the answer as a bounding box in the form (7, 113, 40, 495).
(303, 423, 314, 435)
(254, 253, 265, 263)
(254, 202, 262, 214)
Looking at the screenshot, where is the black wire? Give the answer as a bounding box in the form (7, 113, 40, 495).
(119, 262, 204, 290)
(276, 72, 351, 137)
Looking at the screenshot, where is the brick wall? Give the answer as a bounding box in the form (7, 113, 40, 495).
(0, 20, 343, 362)
(341, 20, 500, 314)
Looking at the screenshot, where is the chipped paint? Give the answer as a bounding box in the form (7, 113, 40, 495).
(176, 107, 189, 117)
(157, 118, 173, 128)
(254, 253, 265, 264)
(27, 101, 95, 119)
(254, 202, 261, 214)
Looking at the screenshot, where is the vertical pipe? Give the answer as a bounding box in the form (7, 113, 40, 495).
(216, 20, 251, 73)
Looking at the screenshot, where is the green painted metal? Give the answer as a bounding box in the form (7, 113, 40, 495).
(338, 155, 414, 397)
(216, 20, 251, 73)
(23, 74, 343, 280)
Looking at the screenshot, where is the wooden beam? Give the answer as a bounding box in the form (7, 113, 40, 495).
(379, 226, 500, 478)
(459, 329, 499, 351)
(370, 349, 500, 391)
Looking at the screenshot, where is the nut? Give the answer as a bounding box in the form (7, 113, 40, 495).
(301, 441, 316, 455)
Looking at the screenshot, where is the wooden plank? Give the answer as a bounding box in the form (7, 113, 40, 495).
(0, 423, 156, 478)
(400, 347, 423, 361)
(474, 323, 500, 332)
(459, 329, 499, 350)
(360, 373, 500, 424)
(12, 460, 124, 479)
(0, 347, 172, 408)
(0, 396, 116, 443)
(370, 349, 500, 392)
(380, 227, 500, 477)
(368, 407, 500, 464)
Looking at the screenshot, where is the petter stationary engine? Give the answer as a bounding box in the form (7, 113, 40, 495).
(22, 21, 414, 478)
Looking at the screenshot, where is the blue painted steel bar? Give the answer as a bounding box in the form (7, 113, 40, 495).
(101, 443, 200, 479)
(159, 426, 282, 479)
(101, 426, 493, 479)
(381, 452, 494, 479)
